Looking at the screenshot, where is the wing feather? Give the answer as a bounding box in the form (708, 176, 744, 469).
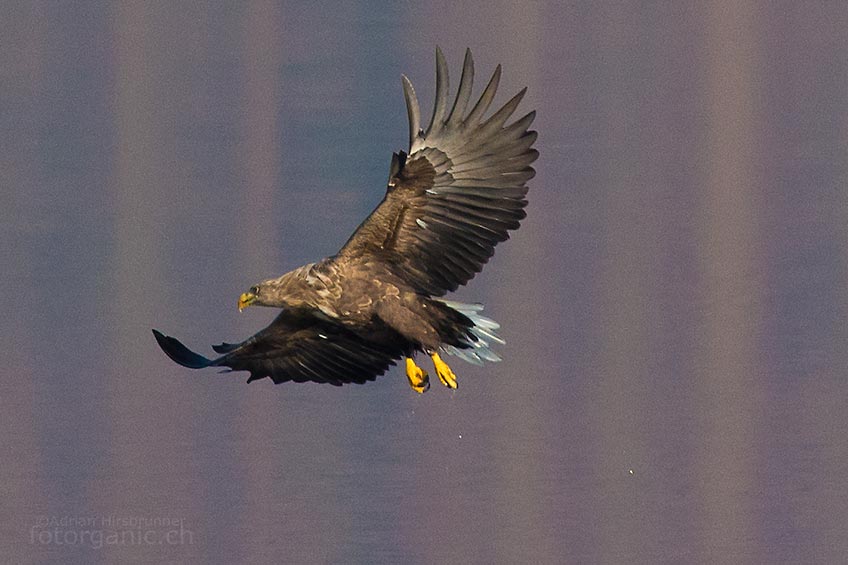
(402, 76, 421, 149)
(337, 48, 537, 296)
(464, 64, 501, 126)
(447, 49, 474, 126)
(427, 47, 450, 135)
(152, 311, 403, 385)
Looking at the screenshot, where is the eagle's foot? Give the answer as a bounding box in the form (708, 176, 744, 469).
(405, 357, 430, 393)
(431, 352, 458, 389)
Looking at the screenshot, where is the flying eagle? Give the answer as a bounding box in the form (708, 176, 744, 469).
(153, 48, 538, 392)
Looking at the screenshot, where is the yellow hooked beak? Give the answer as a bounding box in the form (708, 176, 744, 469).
(238, 292, 257, 312)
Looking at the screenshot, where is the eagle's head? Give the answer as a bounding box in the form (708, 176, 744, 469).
(238, 263, 328, 312)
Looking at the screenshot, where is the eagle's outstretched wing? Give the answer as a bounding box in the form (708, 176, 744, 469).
(337, 47, 538, 296)
(153, 311, 403, 385)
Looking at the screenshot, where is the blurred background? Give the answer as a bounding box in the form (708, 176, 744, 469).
(3, 2, 848, 563)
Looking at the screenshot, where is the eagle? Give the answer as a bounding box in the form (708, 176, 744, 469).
(153, 48, 538, 392)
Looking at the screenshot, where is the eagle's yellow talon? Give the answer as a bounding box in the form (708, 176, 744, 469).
(431, 352, 458, 389)
(405, 357, 430, 393)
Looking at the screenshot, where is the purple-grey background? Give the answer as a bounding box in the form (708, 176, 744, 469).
(3, 2, 848, 563)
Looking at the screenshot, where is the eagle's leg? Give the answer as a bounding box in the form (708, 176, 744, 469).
(405, 357, 430, 394)
(430, 352, 458, 389)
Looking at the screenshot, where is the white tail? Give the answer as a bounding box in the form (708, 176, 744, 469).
(435, 299, 504, 365)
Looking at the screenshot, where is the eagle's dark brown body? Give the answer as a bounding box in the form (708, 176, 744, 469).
(273, 259, 479, 353)
(153, 48, 537, 389)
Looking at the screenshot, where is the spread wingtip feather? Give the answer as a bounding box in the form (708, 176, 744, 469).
(152, 329, 213, 369)
(401, 75, 421, 150)
(428, 46, 450, 134)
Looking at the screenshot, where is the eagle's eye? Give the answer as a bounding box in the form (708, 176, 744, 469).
(250, 285, 260, 295)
